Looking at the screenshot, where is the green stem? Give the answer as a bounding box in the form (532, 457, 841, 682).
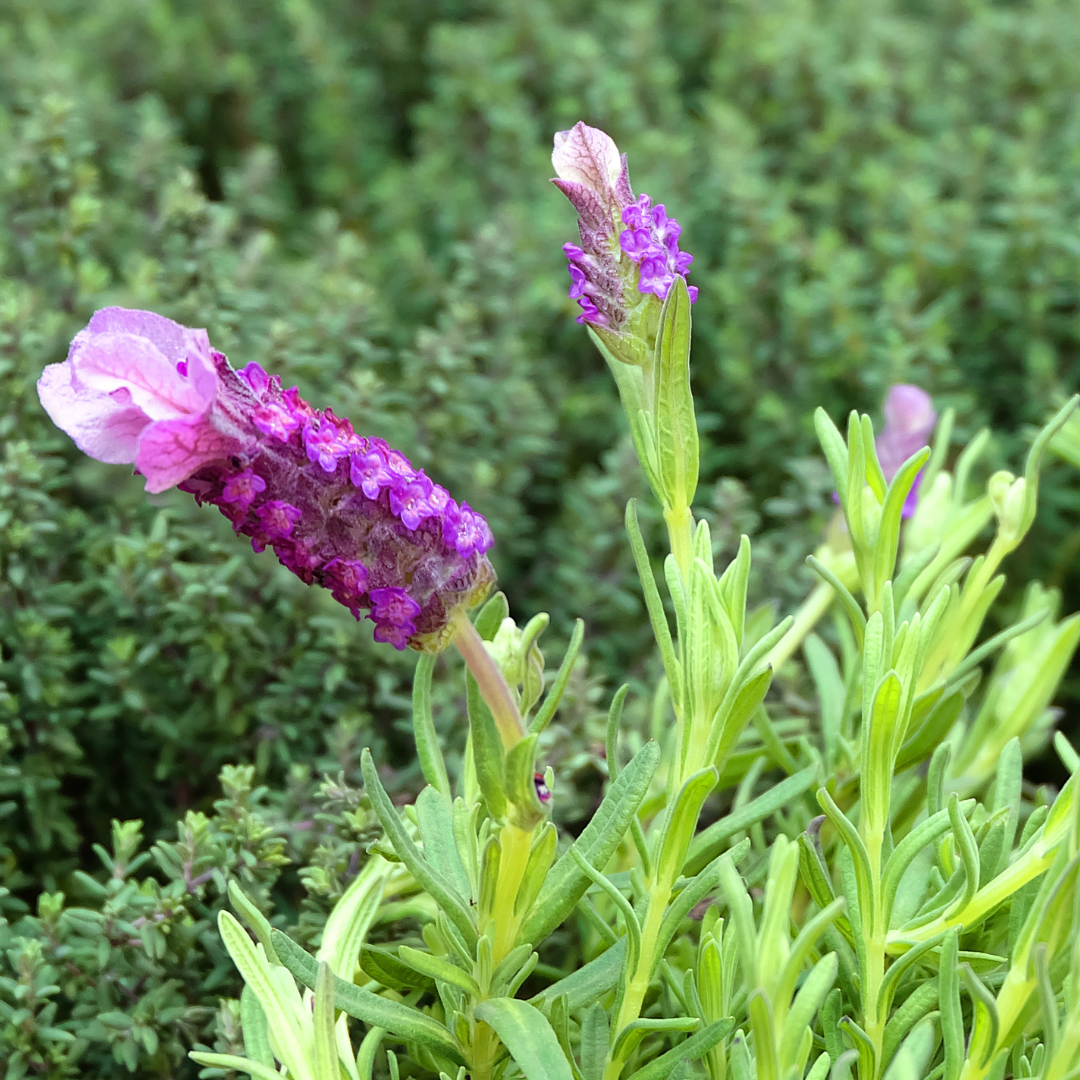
(764, 582, 835, 673)
(664, 502, 694, 580)
(452, 609, 525, 748)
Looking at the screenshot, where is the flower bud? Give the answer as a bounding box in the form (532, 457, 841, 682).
(486, 614, 547, 716)
(552, 122, 696, 348)
(989, 470, 1026, 542)
(38, 308, 495, 652)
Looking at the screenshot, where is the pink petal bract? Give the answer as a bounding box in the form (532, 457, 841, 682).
(73, 332, 214, 421)
(552, 122, 623, 194)
(135, 417, 241, 494)
(38, 361, 151, 463)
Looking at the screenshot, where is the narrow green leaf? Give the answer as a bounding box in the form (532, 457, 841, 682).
(360, 945, 434, 993)
(398, 946, 481, 997)
(749, 992, 779, 1080)
(474, 592, 509, 640)
(240, 985, 274, 1069)
(272, 929, 465, 1064)
(948, 793, 981, 915)
(778, 953, 837, 1071)
(188, 1052, 287, 1080)
(570, 846, 641, 974)
(521, 741, 660, 943)
(474, 999, 575, 1080)
(530, 619, 585, 735)
(686, 765, 816, 875)
(814, 408, 850, 498)
(873, 447, 930, 592)
(626, 500, 682, 705)
(530, 940, 627, 1013)
(881, 982, 939, 1070)
(361, 749, 477, 950)
(218, 912, 313, 1080)
(652, 275, 699, 509)
(416, 787, 472, 904)
(356, 1027, 385, 1080)
(656, 769, 718, 888)
(630, 1020, 736, 1080)
(805, 634, 844, 765)
(580, 1003, 609, 1080)
(318, 861, 385, 980)
(313, 962, 338, 1080)
(467, 669, 508, 819)
(806, 555, 866, 648)
(413, 654, 450, 797)
(228, 881, 278, 963)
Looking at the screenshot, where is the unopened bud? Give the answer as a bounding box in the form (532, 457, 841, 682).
(989, 470, 1026, 541)
(486, 614, 547, 715)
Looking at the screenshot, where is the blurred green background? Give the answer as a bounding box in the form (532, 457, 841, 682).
(2, 0, 1080, 1074)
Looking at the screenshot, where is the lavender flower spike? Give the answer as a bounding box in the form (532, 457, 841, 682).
(877, 384, 937, 517)
(38, 308, 495, 652)
(552, 121, 697, 339)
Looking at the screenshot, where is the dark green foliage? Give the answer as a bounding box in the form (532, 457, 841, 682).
(3, 0, 1080, 1074)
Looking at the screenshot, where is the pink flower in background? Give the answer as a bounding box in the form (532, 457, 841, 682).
(37, 308, 247, 493)
(877, 385, 937, 517)
(38, 308, 495, 651)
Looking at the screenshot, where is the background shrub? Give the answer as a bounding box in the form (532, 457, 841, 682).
(2, 0, 1080, 1074)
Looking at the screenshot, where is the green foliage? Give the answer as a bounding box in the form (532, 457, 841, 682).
(4, 0, 1080, 1076)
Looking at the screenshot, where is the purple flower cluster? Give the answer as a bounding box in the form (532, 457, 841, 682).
(37, 306, 494, 653)
(178, 360, 493, 650)
(552, 123, 696, 331)
(618, 195, 698, 303)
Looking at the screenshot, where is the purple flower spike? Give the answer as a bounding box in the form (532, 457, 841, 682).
(39, 308, 496, 653)
(877, 385, 937, 518)
(552, 123, 697, 331)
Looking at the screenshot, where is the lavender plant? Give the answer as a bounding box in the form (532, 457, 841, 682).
(31, 124, 1080, 1080)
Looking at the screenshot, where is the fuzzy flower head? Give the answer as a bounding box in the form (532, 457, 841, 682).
(552, 122, 696, 336)
(39, 309, 495, 652)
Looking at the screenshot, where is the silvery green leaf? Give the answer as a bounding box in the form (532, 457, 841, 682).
(631, 1020, 735, 1080)
(218, 912, 314, 1080)
(749, 991, 779, 1080)
(651, 275, 698, 512)
(228, 881, 279, 964)
(272, 929, 465, 1065)
(655, 769, 718, 893)
(240, 984, 274, 1069)
(530, 939, 627, 1013)
(313, 961, 338, 1080)
(413, 653, 450, 797)
(415, 787, 471, 904)
(778, 952, 837, 1073)
(686, 765, 816, 875)
(880, 982, 940, 1071)
(360, 945, 434, 993)
(474, 998, 574, 1080)
(579, 1003, 609, 1080)
(520, 740, 660, 944)
(361, 749, 477, 949)
(881, 1017, 936, 1080)
(610, 1016, 700, 1061)
(398, 945, 481, 998)
(473, 592, 509, 640)
(529, 619, 584, 736)
(318, 858, 386, 981)
(188, 1052, 287, 1080)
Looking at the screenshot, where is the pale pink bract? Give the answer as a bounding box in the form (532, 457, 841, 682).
(37, 307, 244, 493)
